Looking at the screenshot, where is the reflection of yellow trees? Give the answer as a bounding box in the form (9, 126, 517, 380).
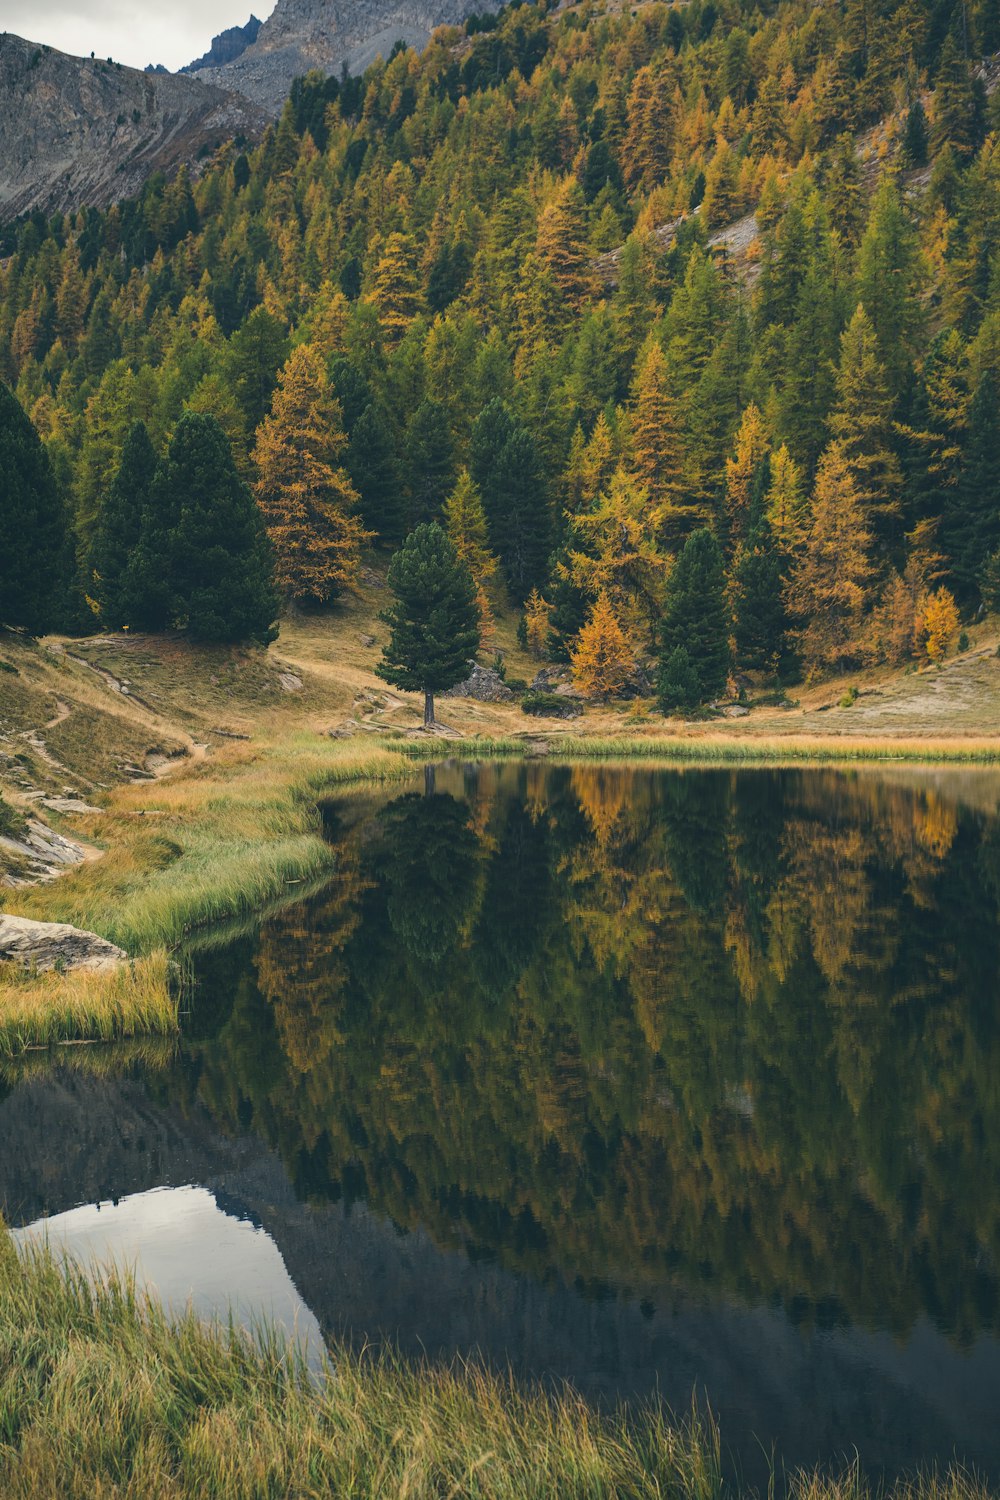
(181, 764, 1000, 1344)
(255, 837, 372, 1075)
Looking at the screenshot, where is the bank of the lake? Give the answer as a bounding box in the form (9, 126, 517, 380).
(3, 728, 1000, 1053)
(0, 1224, 990, 1500)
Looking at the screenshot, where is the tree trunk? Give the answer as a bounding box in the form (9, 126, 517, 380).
(424, 690, 435, 727)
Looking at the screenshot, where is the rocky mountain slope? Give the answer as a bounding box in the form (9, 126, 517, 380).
(196, 0, 481, 113)
(181, 16, 263, 74)
(0, 32, 265, 220)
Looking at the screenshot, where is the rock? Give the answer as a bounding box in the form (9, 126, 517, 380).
(0, 34, 266, 221)
(0, 913, 127, 972)
(443, 663, 515, 703)
(0, 818, 89, 887)
(530, 666, 571, 692)
(360, 634, 376, 648)
(723, 705, 750, 718)
(277, 672, 303, 692)
(41, 797, 103, 814)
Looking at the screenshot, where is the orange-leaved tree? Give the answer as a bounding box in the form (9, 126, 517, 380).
(252, 343, 371, 606)
(571, 591, 634, 700)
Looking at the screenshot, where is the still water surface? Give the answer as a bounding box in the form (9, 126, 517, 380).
(5, 763, 1000, 1483)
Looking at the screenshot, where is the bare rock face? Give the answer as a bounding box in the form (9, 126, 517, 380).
(0, 34, 266, 220)
(0, 913, 127, 972)
(181, 16, 263, 74)
(199, 0, 481, 114)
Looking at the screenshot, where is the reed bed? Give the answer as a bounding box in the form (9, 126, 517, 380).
(398, 733, 1000, 766)
(0, 953, 176, 1057)
(0, 1228, 992, 1500)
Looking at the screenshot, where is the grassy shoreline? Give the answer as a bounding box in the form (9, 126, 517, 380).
(2, 726, 1000, 1052)
(0, 1226, 991, 1500)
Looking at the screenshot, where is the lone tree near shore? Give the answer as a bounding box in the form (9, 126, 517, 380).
(377, 522, 480, 727)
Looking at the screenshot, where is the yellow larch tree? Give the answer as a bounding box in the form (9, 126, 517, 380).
(443, 468, 499, 646)
(523, 587, 552, 658)
(252, 342, 372, 606)
(724, 402, 769, 550)
(562, 467, 669, 642)
(571, 591, 635, 700)
(917, 587, 959, 663)
(365, 232, 424, 345)
(626, 341, 694, 548)
(784, 441, 875, 677)
(535, 178, 597, 314)
(765, 442, 808, 550)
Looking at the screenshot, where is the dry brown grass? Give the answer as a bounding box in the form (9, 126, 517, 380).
(0, 952, 176, 1055)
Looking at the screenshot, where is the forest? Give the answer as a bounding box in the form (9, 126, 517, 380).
(1, 0, 1000, 706)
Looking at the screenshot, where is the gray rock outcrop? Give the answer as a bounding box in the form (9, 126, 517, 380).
(0, 912, 127, 971)
(444, 663, 514, 703)
(198, 0, 481, 114)
(0, 33, 265, 220)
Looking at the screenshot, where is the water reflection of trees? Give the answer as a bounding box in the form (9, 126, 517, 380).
(180, 766, 1000, 1344)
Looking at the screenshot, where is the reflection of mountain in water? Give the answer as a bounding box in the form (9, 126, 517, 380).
(2, 1065, 999, 1484)
(2, 764, 1000, 1482)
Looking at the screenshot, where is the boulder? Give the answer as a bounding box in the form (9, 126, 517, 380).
(0, 913, 127, 972)
(443, 663, 514, 703)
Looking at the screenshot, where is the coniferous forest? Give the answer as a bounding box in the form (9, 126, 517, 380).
(1, 0, 1000, 697)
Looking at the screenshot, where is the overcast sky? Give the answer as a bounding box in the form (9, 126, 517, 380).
(2, 0, 273, 72)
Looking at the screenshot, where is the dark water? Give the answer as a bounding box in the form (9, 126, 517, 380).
(4, 762, 1000, 1485)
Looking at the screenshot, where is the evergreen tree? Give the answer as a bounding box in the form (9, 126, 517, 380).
(657, 528, 730, 708)
(627, 342, 697, 548)
(0, 383, 67, 634)
(253, 344, 370, 606)
(902, 99, 929, 167)
(658, 645, 701, 713)
(347, 402, 404, 543)
(732, 468, 789, 674)
(223, 306, 289, 430)
(404, 398, 455, 530)
(470, 399, 552, 600)
(90, 420, 158, 630)
(145, 413, 277, 643)
(829, 305, 903, 545)
(946, 370, 1000, 604)
(376, 522, 481, 726)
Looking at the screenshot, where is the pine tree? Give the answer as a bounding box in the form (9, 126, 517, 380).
(404, 398, 455, 530)
(829, 305, 903, 544)
(571, 591, 634, 700)
(945, 370, 1000, 604)
(785, 441, 874, 677)
(376, 522, 481, 726)
(658, 646, 701, 714)
(0, 383, 67, 634)
(346, 402, 404, 543)
(856, 176, 924, 392)
(902, 99, 929, 166)
(90, 420, 158, 629)
(145, 413, 278, 643)
(223, 306, 289, 429)
(732, 482, 788, 675)
(658, 528, 730, 708)
(470, 399, 552, 600)
(253, 344, 370, 606)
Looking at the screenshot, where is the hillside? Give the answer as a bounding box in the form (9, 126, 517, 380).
(0, 34, 265, 220)
(2, 0, 1000, 755)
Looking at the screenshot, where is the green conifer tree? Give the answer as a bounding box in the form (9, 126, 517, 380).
(376, 522, 481, 726)
(657, 528, 730, 709)
(141, 413, 277, 643)
(0, 383, 67, 634)
(90, 420, 158, 629)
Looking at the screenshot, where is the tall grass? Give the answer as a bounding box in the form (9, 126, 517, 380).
(0, 953, 176, 1057)
(398, 733, 1000, 766)
(0, 1228, 991, 1500)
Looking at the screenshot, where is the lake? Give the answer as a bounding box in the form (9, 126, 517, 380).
(4, 761, 1000, 1486)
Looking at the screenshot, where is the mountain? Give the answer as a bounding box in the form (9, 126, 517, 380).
(195, 0, 481, 113)
(0, 32, 265, 220)
(181, 15, 263, 74)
